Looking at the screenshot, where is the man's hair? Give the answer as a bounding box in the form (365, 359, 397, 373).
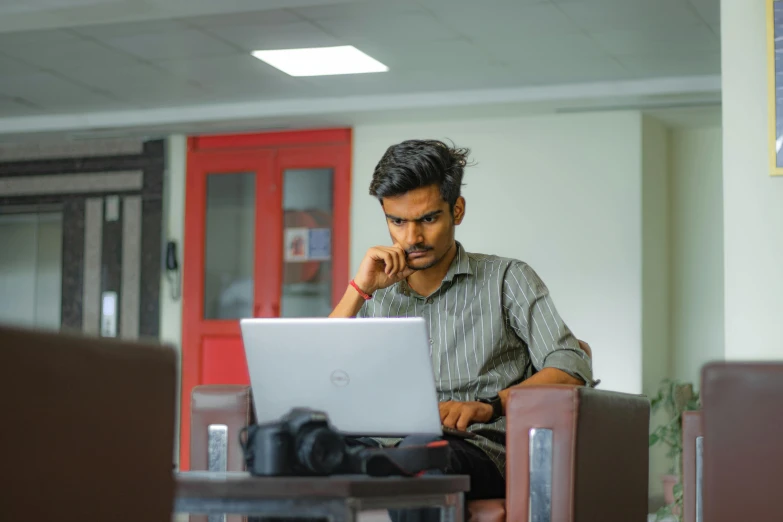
(369, 139, 470, 208)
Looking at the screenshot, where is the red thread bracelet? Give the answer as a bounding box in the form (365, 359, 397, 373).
(350, 280, 373, 300)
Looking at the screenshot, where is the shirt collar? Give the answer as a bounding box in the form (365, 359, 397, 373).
(442, 241, 473, 283)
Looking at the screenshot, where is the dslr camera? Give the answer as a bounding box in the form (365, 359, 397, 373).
(241, 407, 351, 476)
(241, 407, 450, 478)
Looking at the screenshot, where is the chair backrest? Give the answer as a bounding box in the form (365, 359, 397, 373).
(0, 325, 177, 522)
(702, 362, 783, 522)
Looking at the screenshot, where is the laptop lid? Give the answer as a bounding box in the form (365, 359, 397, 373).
(240, 317, 442, 437)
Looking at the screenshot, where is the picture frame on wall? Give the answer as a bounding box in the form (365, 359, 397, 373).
(768, 0, 783, 175)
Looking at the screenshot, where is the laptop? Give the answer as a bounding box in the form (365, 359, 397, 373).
(240, 317, 474, 439)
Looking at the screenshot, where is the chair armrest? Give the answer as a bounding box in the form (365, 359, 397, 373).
(682, 411, 703, 522)
(505, 385, 649, 522)
(190, 384, 253, 472)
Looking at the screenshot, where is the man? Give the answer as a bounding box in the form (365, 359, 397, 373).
(329, 139, 595, 520)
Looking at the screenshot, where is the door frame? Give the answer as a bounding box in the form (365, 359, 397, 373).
(180, 128, 352, 469)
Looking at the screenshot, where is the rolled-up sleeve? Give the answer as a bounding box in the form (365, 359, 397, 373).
(502, 262, 596, 387)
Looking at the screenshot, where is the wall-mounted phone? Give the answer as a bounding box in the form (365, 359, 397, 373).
(165, 240, 181, 300)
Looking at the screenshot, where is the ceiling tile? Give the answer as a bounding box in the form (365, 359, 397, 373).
(2, 39, 142, 72)
(159, 54, 312, 97)
(593, 23, 719, 56)
(617, 52, 721, 77)
(0, 71, 120, 110)
(478, 31, 608, 63)
(293, 1, 424, 21)
(299, 65, 525, 96)
(202, 76, 313, 101)
(420, 0, 547, 9)
(434, 3, 583, 41)
(203, 21, 343, 51)
(0, 96, 42, 117)
(185, 8, 302, 28)
(314, 12, 460, 44)
(0, 53, 41, 75)
(103, 28, 239, 60)
(345, 38, 493, 73)
(0, 0, 123, 15)
(505, 55, 635, 84)
(0, 28, 82, 47)
(555, 0, 705, 32)
(55, 62, 210, 105)
(687, 0, 720, 28)
(71, 19, 192, 39)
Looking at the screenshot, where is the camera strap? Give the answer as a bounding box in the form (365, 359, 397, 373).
(355, 440, 451, 477)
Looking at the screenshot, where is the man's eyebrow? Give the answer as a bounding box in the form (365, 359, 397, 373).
(384, 210, 443, 222)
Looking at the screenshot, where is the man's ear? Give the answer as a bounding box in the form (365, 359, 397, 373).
(453, 197, 466, 225)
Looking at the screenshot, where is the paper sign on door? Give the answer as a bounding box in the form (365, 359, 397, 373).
(284, 227, 331, 262)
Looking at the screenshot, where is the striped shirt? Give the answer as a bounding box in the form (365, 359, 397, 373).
(357, 242, 595, 477)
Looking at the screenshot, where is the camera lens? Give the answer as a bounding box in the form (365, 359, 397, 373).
(296, 427, 346, 475)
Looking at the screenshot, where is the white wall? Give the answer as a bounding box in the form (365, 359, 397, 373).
(721, 0, 783, 360)
(352, 112, 645, 393)
(641, 116, 671, 495)
(669, 126, 724, 385)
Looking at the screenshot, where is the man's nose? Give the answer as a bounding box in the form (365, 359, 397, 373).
(405, 222, 424, 246)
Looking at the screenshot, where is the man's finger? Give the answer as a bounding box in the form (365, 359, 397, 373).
(398, 267, 415, 280)
(438, 402, 451, 422)
(443, 409, 461, 429)
(456, 410, 472, 431)
(381, 251, 395, 275)
(396, 249, 407, 272)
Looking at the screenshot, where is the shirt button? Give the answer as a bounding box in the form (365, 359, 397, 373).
(426, 298, 433, 304)
(429, 339, 434, 345)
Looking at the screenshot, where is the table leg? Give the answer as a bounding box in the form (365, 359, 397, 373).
(440, 493, 464, 522)
(329, 499, 359, 522)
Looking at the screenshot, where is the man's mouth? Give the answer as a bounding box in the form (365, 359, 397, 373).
(407, 248, 431, 259)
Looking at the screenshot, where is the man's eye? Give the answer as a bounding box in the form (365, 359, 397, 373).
(391, 219, 404, 226)
(422, 216, 436, 223)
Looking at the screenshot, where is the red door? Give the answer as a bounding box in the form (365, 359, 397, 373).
(180, 129, 351, 469)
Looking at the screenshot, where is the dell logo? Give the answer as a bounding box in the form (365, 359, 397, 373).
(330, 370, 350, 387)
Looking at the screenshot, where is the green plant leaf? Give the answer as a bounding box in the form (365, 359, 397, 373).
(656, 504, 674, 520)
(649, 433, 660, 446)
(673, 482, 683, 496)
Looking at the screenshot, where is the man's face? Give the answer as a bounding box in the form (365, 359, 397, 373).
(381, 184, 465, 271)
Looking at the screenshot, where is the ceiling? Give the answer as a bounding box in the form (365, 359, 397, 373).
(0, 0, 721, 134)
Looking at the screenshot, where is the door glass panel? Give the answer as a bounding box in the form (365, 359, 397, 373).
(204, 173, 255, 319)
(0, 211, 62, 330)
(281, 168, 333, 318)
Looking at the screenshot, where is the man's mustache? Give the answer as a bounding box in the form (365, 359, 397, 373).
(406, 246, 433, 255)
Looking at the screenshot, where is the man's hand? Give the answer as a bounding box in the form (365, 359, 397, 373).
(354, 245, 415, 295)
(439, 401, 494, 431)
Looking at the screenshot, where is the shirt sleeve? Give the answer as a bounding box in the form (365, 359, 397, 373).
(502, 262, 596, 386)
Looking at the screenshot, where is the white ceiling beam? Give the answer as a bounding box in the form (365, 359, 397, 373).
(0, 75, 721, 136)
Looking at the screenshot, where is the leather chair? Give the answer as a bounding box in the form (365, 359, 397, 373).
(189, 383, 649, 522)
(700, 362, 783, 522)
(0, 325, 178, 522)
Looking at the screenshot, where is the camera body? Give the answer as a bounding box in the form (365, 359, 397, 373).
(242, 407, 350, 476)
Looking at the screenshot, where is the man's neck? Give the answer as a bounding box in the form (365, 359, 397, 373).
(406, 242, 458, 297)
